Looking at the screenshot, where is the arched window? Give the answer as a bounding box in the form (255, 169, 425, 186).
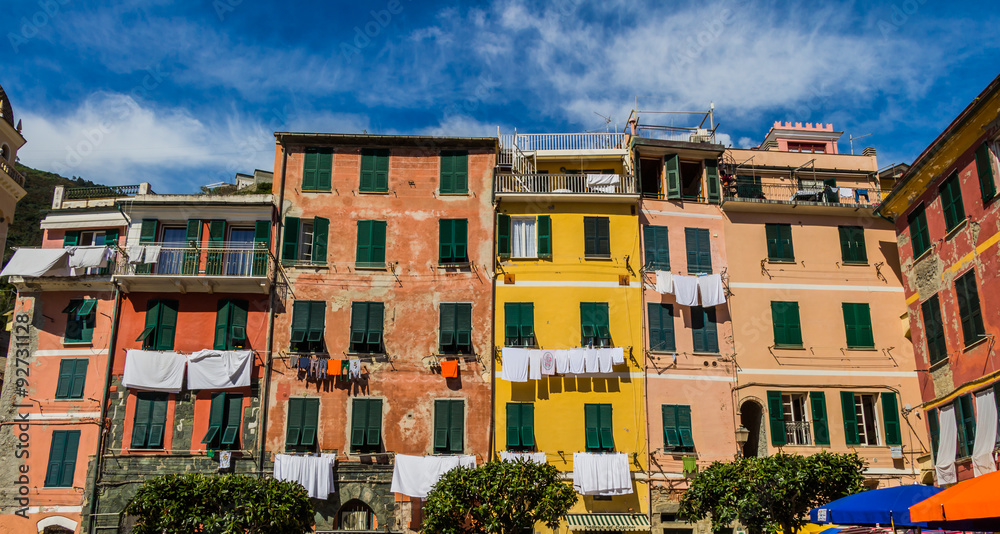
(338, 499, 377, 531)
(1, 144, 9, 162)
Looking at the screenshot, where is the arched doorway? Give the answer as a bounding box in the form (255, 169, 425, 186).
(37, 515, 78, 533)
(1, 144, 9, 161)
(740, 399, 764, 458)
(338, 499, 378, 531)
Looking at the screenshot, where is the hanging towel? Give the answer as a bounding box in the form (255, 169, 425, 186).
(586, 173, 620, 193)
(597, 349, 614, 373)
(583, 348, 600, 373)
(390, 454, 477, 499)
(499, 451, 547, 464)
(839, 187, 854, 198)
(0, 248, 70, 278)
(934, 404, 958, 485)
(555, 350, 570, 374)
(972, 389, 998, 477)
(126, 245, 145, 263)
(610, 347, 625, 365)
(528, 350, 542, 380)
(122, 349, 187, 393)
(500, 347, 530, 382)
(572, 452, 633, 496)
(68, 246, 111, 269)
(327, 359, 340, 376)
(143, 245, 162, 264)
(655, 270, 674, 294)
(440, 359, 459, 378)
(273, 453, 337, 499)
(349, 359, 362, 379)
(568, 348, 586, 374)
(854, 188, 870, 202)
(186, 349, 253, 390)
(540, 350, 556, 375)
(673, 275, 700, 307)
(219, 450, 232, 469)
(697, 273, 726, 307)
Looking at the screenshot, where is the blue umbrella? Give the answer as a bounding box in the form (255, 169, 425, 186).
(810, 485, 943, 528)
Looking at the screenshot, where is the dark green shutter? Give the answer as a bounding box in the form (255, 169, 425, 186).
(843, 303, 874, 349)
(580, 303, 595, 341)
(677, 405, 693, 447)
(599, 404, 614, 449)
(367, 399, 382, 446)
(132, 394, 151, 448)
(214, 300, 231, 350)
(440, 152, 455, 193)
(282, 217, 300, 262)
(643, 226, 670, 271)
(157, 300, 178, 350)
(203, 392, 225, 445)
(205, 220, 225, 275)
(291, 301, 309, 344)
(454, 219, 468, 261)
(705, 159, 720, 203)
(504, 302, 520, 342)
(317, 149, 332, 191)
(537, 215, 551, 258)
(351, 399, 367, 448)
(662, 405, 679, 447)
(506, 403, 521, 449)
(312, 217, 329, 264)
(63, 231, 80, 247)
(184, 219, 203, 275)
(139, 300, 159, 348)
(771, 302, 802, 347)
(356, 221, 371, 264)
(519, 303, 534, 341)
(497, 214, 511, 258)
(307, 301, 325, 342)
(692, 307, 718, 353)
(440, 303, 456, 347)
(104, 228, 119, 247)
(360, 150, 376, 192)
(372, 221, 387, 265)
(56, 359, 75, 399)
(597, 217, 610, 256)
(648, 303, 674, 352)
(839, 226, 868, 263)
(908, 207, 930, 258)
(665, 154, 680, 199)
(957, 394, 976, 457)
(148, 395, 167, 448)
(302, 148, 318, 191)
(956, 271, 985, 346)
(222, 394, 242, 446)
(810, 392, 830, 445)
(940, 172, 965, 231)
(584, 217, 598, 256)
(520, 403, 534, 447)
(59, 430, 79, 487)
(584, 404, 600, 450)
(69, 359, 88, 398)
(374, 150, 389, 192)
(975, 142, 996, 202)
(439, 219, 454, 263)
(252, 220, 270, 276)
(230, 300, 248, 346)
(456, 303, 472, 348)
(285, 398, 303, 446)
(685, 228, 712, 274)
(454, 152, 468, 193)
(350, 302, 367, 346)
(928, 409, 940, 460)
(449, 400, 464, 452)
(434, 400, 449, 451)
(767, 391, 786, 446)
(366, 302, 383, 346)
(841, 392, 860, 445)
(881, 392, 901, 446)
(139, 219, 158, 244)
(45, 431, 67, 486)
(922, 296, 948, 365)
(301, 398, 318, 446)
(765, 224, 793, 261)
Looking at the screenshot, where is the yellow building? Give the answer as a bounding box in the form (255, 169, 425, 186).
(493, 131, 649, 531)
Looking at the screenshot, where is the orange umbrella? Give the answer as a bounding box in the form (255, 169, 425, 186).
(909, 470, 1000, 523)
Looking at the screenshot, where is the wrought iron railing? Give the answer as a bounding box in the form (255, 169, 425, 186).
(115, 243, 273, 278)
(495, 173, 639, 195)
(722, 180, 880, 207)
(784, 421, 813, 446)
(0, 158, 25, 188)
(64, 184, 140, 200)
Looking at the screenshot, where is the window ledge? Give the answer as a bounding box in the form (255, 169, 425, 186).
(772, 345, 806, 350)
(841, 261, 869, 266)
(767, 259, 796, 264)
(846, 346, 878, 351)
(357, 190, 390, 195)
(354, 263, 387, 270)
(945, 218, 968, 240)
(438, 192, 470, 196)
(691, 351, 721, 356)
(913, 247, 933, 263)
(584, 255, 613, 261)
(281, 261, 329, 269)
(345, 353, 391, 362)
(300, 189, 332, 193)
(62, 340, 93, 346)
(963, 336, 990, 352)
(437, 262, 472, 269)
(929, 357, 950, 371)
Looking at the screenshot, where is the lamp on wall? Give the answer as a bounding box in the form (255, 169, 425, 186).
(735, 425, 750, 457)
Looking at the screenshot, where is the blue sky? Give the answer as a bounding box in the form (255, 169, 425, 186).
(4, 0, 999, 193)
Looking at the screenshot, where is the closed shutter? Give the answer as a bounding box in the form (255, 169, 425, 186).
(148, 394, 168, 448)
(580, 303, 596, 341)
(434, 400, 450, 451)
(705, 159, 720, 203)
(356, 220, 372, 264)
(58, 430, 80, 487)
(157, 300, 178, 351)
(214, 299, 231, 350)
(371, 221, 387, 265)
(366, 398, 382, 446)
(230, 300, 248, 347)
(956, 271, 985, 345)
(843, 303, 874, 349)
(350, 302, 367, 347)
(692, 307, 718, 353)
(665, 154, 680, 199)
(648, 303, 674, 352)
(928, 408, 940, 460)
(881, 392, 901, 446)
(312, 217, 329, 264)
(291, 301, 310, 344)
(440, 151, 455, 193)
(584, 404, 600, 450)
(45, 431, 67, 486)
(643, 226, 670, 271)
(908, 207, 929, 257)
(975, 142, 997, 202)
(132, 394, 152, 448)
(520, 403, 534, 448)
(307, 301, 325, 343)
(69, 359, 88, 399)
(56, 359, 75, 399)
(771, 301, 802, 347)
(359, 150, 376, 192)
(941, 172, 965, 230)
(596, 217, 610, 256)
(839, 226, 868, 263)
(456, 303, 472, 349)
(584, 217, 598, 256)
(301, 398, 318, 447)
(599, 404, 614, 450)
(285, 398, 303, 447)
(767, 391, 786, 446)
(504, 302, 520, 342)
(317, 149, 332, 191)
(351, 399, 368, 448)
(922, 296, 947, 365)
(63, 231, 80, 247)
(282, 217, 300, 262)
(367, 302, 384, 347)
(302, 148, 319, 191)
(440, 303, 456, 347)
(139, 219, 158, 244)
(506, 403, 521, 449)
(497, 214, 511, 258)
(449, 400, 464, 453)
(810, 392, 830, 446)
(222, 395, 242, 446)
(595, 303, 611, 343)
(452, 219, 468, 262)
(537, 215, 551, 258)
(765, 224, 793, 261)
(519, 303, 534, 342)
(677, 405, 694, 448)
(453, 152, 468, 193)
(206, 220, 225, 275)
(203, 392, 225, 445)
(841, 392, 860, 445)
(662, 405, 679, 447)
(685, 228, 712, 274)
(374, 150, 389, 192)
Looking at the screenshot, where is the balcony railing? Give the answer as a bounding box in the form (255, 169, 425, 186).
(635, 125, 715, 144)
(115, 244, 273, 278)
(722, 180, 880, 208)
(64, 184, 140, 200)
(0, 158, 25, 188)
(495, 173, 639, 195)
(784, 421, 813, 446)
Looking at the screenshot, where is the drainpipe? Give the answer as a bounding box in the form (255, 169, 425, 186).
(489, 150, 498, 463)
(87, 283, 123, 534)
(258, 139, 288, 476)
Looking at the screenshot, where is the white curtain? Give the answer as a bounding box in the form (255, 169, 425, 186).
(511, 218, 537, 258)
(935, 404, 958, 485)
(972, 389, 998, 476)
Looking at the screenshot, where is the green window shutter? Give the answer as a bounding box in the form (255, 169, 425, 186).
(203, 392, 225, 445)
(765, 224, 780, 260)
(975, 142, 997, 202)
(359, 150, 375, 192)
(580, 302, 596, 341)
(843, 303, 874, 349)
(301, 398, 319, 447)
(596, 303, 611, 343)
(677, 405, 694, 448)
(908, 206, 930, 258)
(63, 231, 80, 247)
(366, 398, 382, 446)
(312, 217, 329, 264)
(692, 307, 718, 353)
(958, 394, 976, 457)
(156, 300, 178, 351)
(454, 152, 468, 193)
(520, 403, 535, 448)
(290, 301, 310, 344)
(881, 392, 901, 446)
(452, 219, 468, 262)
(584, 217, 598, 256)
(374, 150, 390, 192)
(506, 403, 521, 449)
(597, 217, 610, 256)
(497, 214, 511, 258)
(765, 224, 793, 261)
(221, 394, 242, 446)
(139, 219, 158, 244)
(214, 299, 232, 350)
(351, 399, 369, 448)
(186, 219, 202, 244)
(643, 226, 670, 271)
(230, 300, 248, 347)
(922, 295, 948, 365)
(440, 151, 467, 194)
(449, 400, 464, 453)
(307, 301, 325, 342)
(838, 226, 867, 263)
(434, 400, 450, 451)
(317, 149, 332, 191)
(148, 395, 168, 448)
(59, 430, 79, 487)
(767, 391, 786, 446)
(356, 220, 372, 264)
(456, 303, 472, 348)
(685, 228, 712, 274)
(810, 392, 830, 446)
(504, 302, 520, 342)
(104, 228, 120, 247)
(537, 215, 552, 258)
(56, 359, 75, 399)
(519, 303, 534, 341)
(662, 405, 679, 447)
(206, 220, 225, 274)
(184, 219, 204, 275)
(439, 219, 454, 263)
(440, 303, 456, 348)
(584, 404, 600, 450)
(771, 301, 802, 348)
(69, 359, 88, 399)
(350, 302, 368, 347)
(366, 302, 384, 347)
(282, 217, 300, 262)
(856, 304, 874, 348)
(705, 159, 720, 203)
(839, 227, 855, 262)
(648, 303, 675, 352)
(599, 404, 614, 450)
(665, 154, 680, 199)
(45, 431, 67, 486)
(140, 300, 160, 348)
(841, 392, 860, 445)
(285, 398, 303, 446)
(940, 172, 966, 231)
(302, 148, 318, 191)
(843, 303, 858, 348)
(131, 394, 151, 448)
(928, 408, 940, 460)
(440, 151, 455, 194)
(371, 221, 387, 265)
(956, 271, 985, 345)
(252, 220, 270, 276)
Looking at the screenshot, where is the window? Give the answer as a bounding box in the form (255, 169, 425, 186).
(131, 392, 168, 449)
(662, 405, 694, 451)
(680, 160, 703, 200)
(584, 404, 614, 452)
(583, 216, 610, 258)
(350, 398, 383, 453)
(838, 226, 868, 264)
(787, 142, 826, 154)
(955, 270, 986, 346)
(928, 408, 940, 460)
(44, 430, 80, 488)
(685, 228, 712, 273)
(504, 302, 534, 347)
(359, 148, 389, 193)
(640, 157, 662, 198)
(921, 295, 947, 365)
(647, 303, 675, 352)
(356, 220, 387, 268)
(339, 500, 377, 531)
(506, 402, 535, 450)
(350, 302, 384, 353)
(302, 147, 332, 191)
(63, 298, 96, 343)
(214, 299, 248, 350)
(580, 302, 611, 347)
(767, 391, 828, 446)
(281, 217, 329, 265)
(440, 150, 469, 194)
(643, 226, 670, 270)
(908, 205, 930, 258)
(940, 171, 966, 231)
(136, 299, 178, 351)
(842, 303, 875, 349)
(203, 393, 243, 450)
(770, 301, 803, 348)
(285, 397, 319, 452)
(974, 140, 997, 203)
(691, 306, 718, 353)
(290, 301, 326, 353)
(735, 175, 763, 199)
(853, 394, 881, 446)
(497, 215, 552, 260)
(64, 229, 118, 274)
(55, 359, 88, 399)
(439, 303, 472, 354)
(439, 219, 469, 264)
(954, 393, 976, 458)
(765, 224, 794, 262)
(433, 399, 464, 453)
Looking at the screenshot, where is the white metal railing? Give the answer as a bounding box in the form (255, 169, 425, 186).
(495, 173, 639, 195)
(0, 158, 25, 187)
(784, 421, 813, 446)
(115, 243, 272, 277)
(500, 132, 628, 152)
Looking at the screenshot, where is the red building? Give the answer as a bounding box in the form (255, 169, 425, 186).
(876, 73, 1000, 485)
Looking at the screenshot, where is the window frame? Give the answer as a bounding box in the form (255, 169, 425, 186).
(285, 397, 320, 452)
(974, 139, 998, 203)
(842, 302, 875, 349)
(44, 430, 80, 488)
(130, 392, 168, 450)
(853, 393, 881, 446)
(55, 358, 88, 400)
(63, 298, 97, 344)
(290, 300, 326, 353)
(643, 225, 670, 271)
(433, 399, 465, 454)
(908, 204, 931, 259)
(202, 392, 243, 451)
(505, 402, 535, 451)
(580, 302, 612, 348)
(301, 147, 333, 192)
(584, 403, 614, 452)
(583, 216, 611, 258)
(691, 306, 719, 354)
(359, 148, 390, 193)
(770, 301, 803, 349)
(939, 171, 966, 232)
(662, 404, 694, 452)
(838, 226, 868, 264)
(356, 219, 387, 268)
(214, 299, 249, 351)
(439, 218, 469, 264)
(765, 223, 794, 262)
(439, 302, 473, 354)
(955, 270, 986, 347)
(504, 302, 535, 347)
(781, 392, 812, 446)
(954, 393, 976, 459)
(439, 150, 469, 195)
(349, 301, 385, 354)
(136, 299, 178, 351)
(350, 398, 383, 453)
(685, 227, 713, 274)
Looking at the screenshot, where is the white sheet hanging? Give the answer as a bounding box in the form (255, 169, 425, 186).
(499, 451, 547, 464)
(68, 246, 111, 269)
(121, 349, 187, 393)
(500, 347, 530, 382)
(273, 453, 337, 499)
(673, 275, 700, 307)
(935, 404, 959, 485)
(610, 347, 625, 365)
(127, 245, 145, 263)
(572, 452, 632, 496)
(186, 349, 253, 390)
(972, 389, 998, 477)
(555, 350, 570, 374)
(143, 245, 162, 264)
(584, 348, 600, 373)
(0, 248, 70, 277)
(389, 454, 477, 499)
(528, 350, 542, 380)
(698, 273, 726, 307)
(655, 270, 673, 294)
(586, 173, 620, 193)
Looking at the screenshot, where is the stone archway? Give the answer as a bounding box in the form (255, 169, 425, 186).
(338, 499, 377, 531)
(739, 398, 765, 458)
(37, 515, 78, 533)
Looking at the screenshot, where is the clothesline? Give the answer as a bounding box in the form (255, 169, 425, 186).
(500, 347, 626, 382)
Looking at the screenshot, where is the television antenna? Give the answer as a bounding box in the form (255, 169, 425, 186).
(849, 133, 872, 155)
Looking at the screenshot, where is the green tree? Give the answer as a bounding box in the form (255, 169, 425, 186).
(422, 460, 578, 534)
(679, 452, 866, 534)
(124, 473, 314, 534)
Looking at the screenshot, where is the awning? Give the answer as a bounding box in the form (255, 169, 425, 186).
(566, 513, 650, 531)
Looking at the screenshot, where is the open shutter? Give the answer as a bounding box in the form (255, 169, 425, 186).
(959, 394, 976, 457)
(881, 392, 901, 446)
(975, 142, 997, 202)
(648, 304, 663, 351)
(374, 150, 390, 191)
(56, 359, 75, 399)
(584, 405, 600, 450)
(45, 432, 67, 486)
(928, 408, 940, 459)
(662, 405, 679, 447)
(841, 391, 860, 445)
(504, 303, 520, 341)
(440, 303, 455, 347)
(157, 300, 178, 351)
(434, 400, 450, 451)
(665, 154, 680, 199)
(205, 220, 225, 275)
(599, 404, 614, 449)
(63, 231, 80, 247)
(439, 219, 454, 263)
(367, 399, 382, 446)
(185, 219, 203, 275)
(596, 303, 611, 343)
(139, 300, 160, 347)
(307, 301, 325, 343)
(677, 405, 694, 447)
(580, 303, 596, 341)
(203, 393, 225, 445)
(252, 220, 270, 276)
(519, 303, 534, 341)
(449, 400, 464, 452)
(767, 391, 787, 446)
(371, 221, 387, 265)
(214, 300, 231, 350)
(230, 300, 248, 346)
(69, 359, 88, 399)
(131, 394, 151, 448)
(351, 399, 368, 448)
(350, 302, 367, 346)
(456, 303, 472, 348)
(520, 403, 535, 448)
(285, 398, 303, 446)
(497, 214, 511, 258)
(506, 403, 521, 449)
(290, 301, 309, 344)
(705, 159, 720, 203)
(359, 150, 375, 191)
(282, 217, 300, 262)
(148, 395, 167, 448)
(139, 219, 158, 244)
(221, 394, 242, 446)
(312, 217, 329, 264)
(536, 215, 551, 258)
(810, 392, 830, 445)
(300, 399, 318, 447)
(367, 302, 384, 347)
(58, 431, 80, 487)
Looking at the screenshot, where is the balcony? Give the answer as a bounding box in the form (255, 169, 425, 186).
(114, 243, 274, 294)
(497, 132, 630, 174)
(0, 158, 26, 200)
(495, 173, 639, 202)
(721, 177, 881, 214)
(784, 421, 813, 446)
(64, 184, 140, 200)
